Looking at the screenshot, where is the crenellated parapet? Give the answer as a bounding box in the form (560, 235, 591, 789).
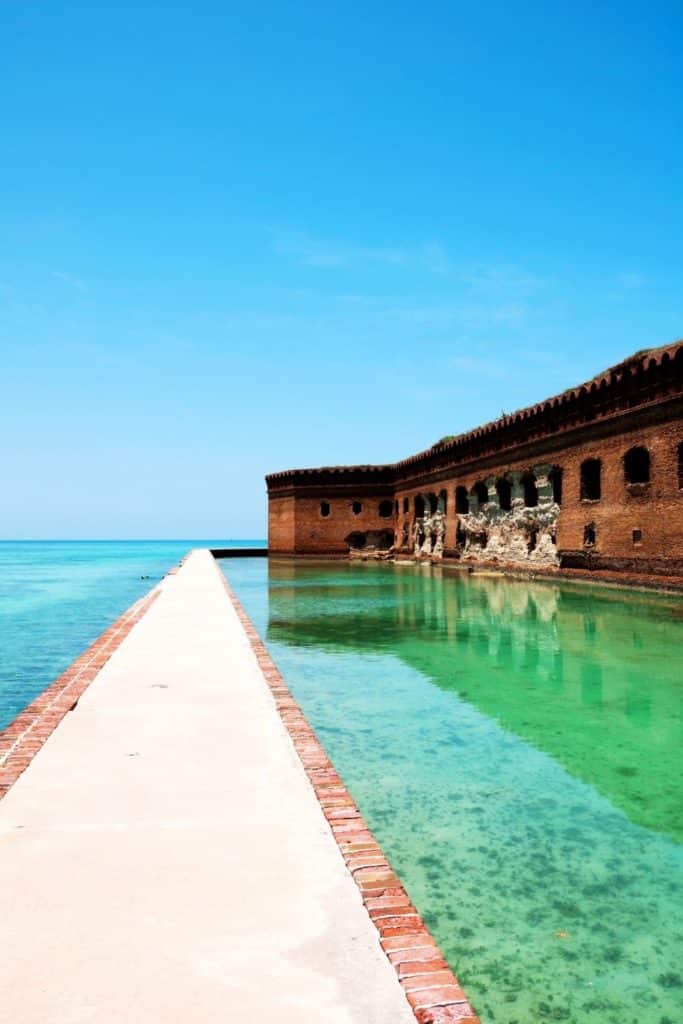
(393, 341, 683, 487)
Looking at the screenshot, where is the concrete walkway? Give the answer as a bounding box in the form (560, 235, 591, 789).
(0, 550, 414, 1023)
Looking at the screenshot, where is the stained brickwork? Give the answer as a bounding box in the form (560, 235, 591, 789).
(267, 343, 683, 575)
(268, 494, 296, 554)
(292, 493, 396, 555)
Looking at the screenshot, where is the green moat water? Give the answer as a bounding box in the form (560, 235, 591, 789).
(224, 558, 683, 1024)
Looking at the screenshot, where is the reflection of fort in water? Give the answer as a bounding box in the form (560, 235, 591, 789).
(265, 559, 682, 842)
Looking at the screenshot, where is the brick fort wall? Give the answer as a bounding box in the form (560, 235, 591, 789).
(267, 342, 683, 575)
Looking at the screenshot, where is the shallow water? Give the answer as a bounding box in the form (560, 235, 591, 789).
(224, 558, 683, 1024)
(0, 540, 263, 730)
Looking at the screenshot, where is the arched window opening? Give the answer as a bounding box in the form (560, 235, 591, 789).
(549, 466, 563, 505)
(522, 472, 538, 508)
(403, 497, 409, 514)
(414, 495, 425, 517)
(352, 501, 362, 516)
(496, 477, 512, 511)
(581, 459, 602, 501)
(439, 489, 448, 515)
(320, 501, 331, 518)
(456, 486, 469, 514)
(624, 446, 650, 484)
(378, 499, 393, 518)
(472, 482, 488, 507)
(428, 493, 438, 515)
(584, 523, 596, 546)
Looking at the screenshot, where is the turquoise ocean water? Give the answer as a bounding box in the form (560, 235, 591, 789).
(3, 544, 681, 1024)
(224, 558, 683, 1024)
(0, 540, 264, 730)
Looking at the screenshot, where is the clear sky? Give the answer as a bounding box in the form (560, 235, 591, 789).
(1, 2, 681, 538)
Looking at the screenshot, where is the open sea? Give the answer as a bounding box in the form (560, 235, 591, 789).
(0, 540, 264, 730)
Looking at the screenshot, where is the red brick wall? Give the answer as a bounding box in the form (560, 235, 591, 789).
(268, 495, 296, 554)
(556, 421, 683, 562)
(391, 418, 683, 571)
(293, 493, 395, 555)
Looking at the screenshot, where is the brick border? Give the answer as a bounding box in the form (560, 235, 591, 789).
(0, 586, 161, 802)
(215, 562, 481, 1024)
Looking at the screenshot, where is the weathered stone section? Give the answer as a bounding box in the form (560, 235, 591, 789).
(348, 529, 396, 560)
(412, 496, 447, 559)
(456, 468, 560, 568)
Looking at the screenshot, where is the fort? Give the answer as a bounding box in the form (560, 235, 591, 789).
(267, 340, 683, 576)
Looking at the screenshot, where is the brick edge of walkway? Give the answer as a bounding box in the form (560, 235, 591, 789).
(216, 560, 482, 1024)
(0, 587, 161, 801)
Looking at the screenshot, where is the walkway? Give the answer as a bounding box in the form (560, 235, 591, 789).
(0, 550, 414, 1023)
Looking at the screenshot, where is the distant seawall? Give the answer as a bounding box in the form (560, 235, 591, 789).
(211, 547, 268, 558)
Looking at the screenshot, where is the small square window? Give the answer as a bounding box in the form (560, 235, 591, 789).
(632, 529, 642, 544)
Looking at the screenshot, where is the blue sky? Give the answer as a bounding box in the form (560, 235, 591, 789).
(1, 1, 681, 538)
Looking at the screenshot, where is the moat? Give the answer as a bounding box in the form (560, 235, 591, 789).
(224, 557, 683, 1024)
